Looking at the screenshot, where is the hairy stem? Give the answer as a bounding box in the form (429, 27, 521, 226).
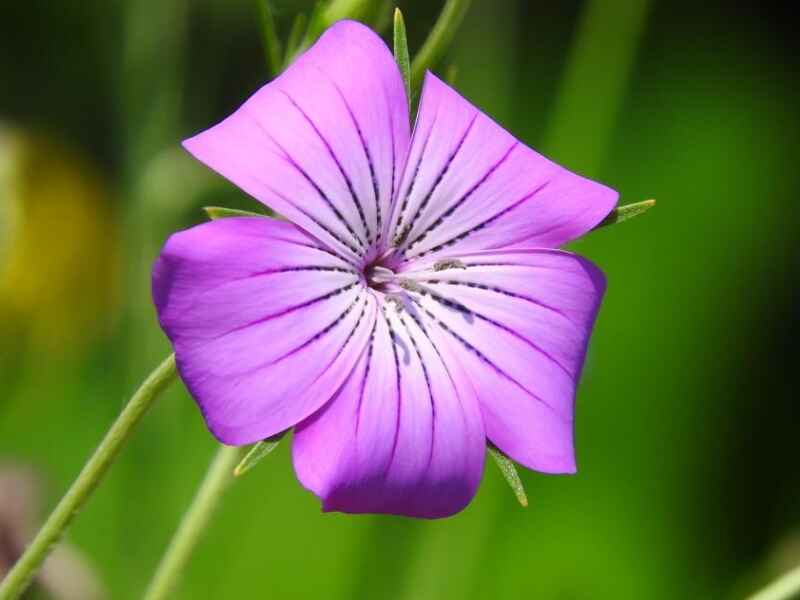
(0, 355, 178, 600)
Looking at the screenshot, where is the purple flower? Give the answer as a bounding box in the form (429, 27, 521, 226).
(153, 21, 617, 518)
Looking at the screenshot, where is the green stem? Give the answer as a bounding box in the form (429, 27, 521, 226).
(410, 0, 472, 94)
(747, 565, 800, 600)
(142, 445, 244, 600)
(0, 354, 178, 600)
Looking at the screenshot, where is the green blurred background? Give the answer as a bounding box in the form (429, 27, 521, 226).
(1, 0, 798, 598)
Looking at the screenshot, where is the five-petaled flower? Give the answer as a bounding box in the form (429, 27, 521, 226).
(152, 21, 617, 518)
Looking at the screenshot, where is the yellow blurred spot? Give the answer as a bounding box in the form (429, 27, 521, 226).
(0, 126, 120, 356)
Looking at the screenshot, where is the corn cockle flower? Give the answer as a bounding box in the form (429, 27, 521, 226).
(152, 21, 617, 518)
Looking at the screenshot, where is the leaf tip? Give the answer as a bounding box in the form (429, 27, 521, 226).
(203, 206, 222, 220)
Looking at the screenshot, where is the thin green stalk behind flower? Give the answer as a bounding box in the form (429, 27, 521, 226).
(143, 445, 245, 600)
(0, 355, 178, 600)
(284, 13, 309, 67)
(256, 0, 283, 77)
(288, 0, 375, 64)
(410, 0, 472, 95)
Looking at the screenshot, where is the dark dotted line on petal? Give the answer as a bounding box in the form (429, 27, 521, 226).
(279, 89, 373, 246)
(355, 319, 378, 436)
(419, 278, 580, 330)
(401, 305, 472, 438)
(248, 265, 357, 278)
(414, 281, 574, 380)
(328, 81, 382, 246)
(411, 181, 549, 259)
(284, 239, 354, 263)
(182, 265, 357, 299)
(397, 113, 478, 251)
(397, 312, 437, 475)
(339, 293, 370, 352)
(247, 112, 366, 254)
(407, 296, 560, 416)
(381, 306, 403, 477)
(405, 141, 518, 253)
(382, 96, 396, 245)
(393, 109, 439, 245)
(270, 290, 366, 365)
(215, 280, 359, 339)
(250, 166, 363, 261)
(401, 280, 472, 316)
(312, 66, 385, 247)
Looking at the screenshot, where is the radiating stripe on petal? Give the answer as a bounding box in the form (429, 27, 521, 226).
(388, 73, 617, 261)
(400, 249, 606, 473)
(292, 301, 485, 519)
(182, 21, 410, 264)
(152, 217, 376, 444)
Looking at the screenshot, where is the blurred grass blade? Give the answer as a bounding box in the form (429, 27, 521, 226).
(410, 0, 472, 94)
(318, 0, 375, 30)
(543, 0, 652, 176)
(444, 63, 458, 86)
(371, 0, 393, 33)
(234, 432, 288, 477)
(256, 0, 283, 77)
(393, 8, 411, 103)
(284, 12, 309, 66)
(292, 0, 376, 63)
(594, 199, 656, 230)
(204, 206, 268, 220)
(487, 445, 528, 507)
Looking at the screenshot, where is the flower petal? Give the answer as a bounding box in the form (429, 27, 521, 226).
(389, 73, 617, 260)
(292, 304, 486, 518)
(152, 217, 376, 444)
(401, 249, 606, 473)
(183, 21, 410, 264)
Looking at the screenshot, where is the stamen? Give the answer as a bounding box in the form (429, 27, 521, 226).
(433, 258, 466, 271)
(398, 279, 424, 294)
(370, 266, 396, 285)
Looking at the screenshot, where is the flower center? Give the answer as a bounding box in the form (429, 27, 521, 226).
(362, 245, 407, 292)
(364, 262, 397, 291)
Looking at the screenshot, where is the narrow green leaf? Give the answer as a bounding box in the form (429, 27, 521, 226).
(410, 0, 472, 95)
(204, 206, 269, 220)
(487, 445, 528, 507)
(594, 199, 656, 230)
(233, 431, 288, 477)
(393, 8, 411, 104)
(256, 0, 283, 77)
